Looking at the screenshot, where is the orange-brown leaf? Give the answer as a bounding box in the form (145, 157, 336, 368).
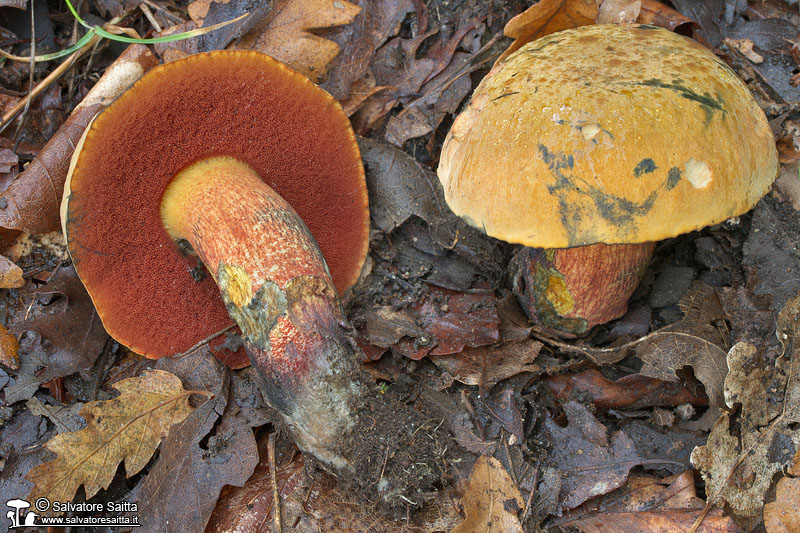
(0, 322, 19, 369)
(239, 0, 361, 83)
(764, 477, 800, 533)
(25, 370, 197, 509)
(452, 456, 524, 533)
(0, 253, 23, 289)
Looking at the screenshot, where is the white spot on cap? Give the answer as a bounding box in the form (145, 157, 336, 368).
(684, 158, 712, 188)
(581, 124, 601, 140)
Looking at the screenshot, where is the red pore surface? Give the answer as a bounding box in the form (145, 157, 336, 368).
(64, 51, 369, 358)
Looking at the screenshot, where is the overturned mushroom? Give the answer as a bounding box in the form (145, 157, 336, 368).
(62, 51, 437, 497)
(438, 24, 778, 336)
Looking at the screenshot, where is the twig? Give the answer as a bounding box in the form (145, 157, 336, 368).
(268, 431, 282, 533)
(140, 3, 162, 33)
(521, 459, 540, 524)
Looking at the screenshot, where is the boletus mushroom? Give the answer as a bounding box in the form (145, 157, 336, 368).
(62, 51, 433, 495)
(438, 24, 778, 337)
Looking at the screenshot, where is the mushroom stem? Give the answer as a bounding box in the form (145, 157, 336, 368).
(510, 241, 655, 337)
(161, 157, 363, 469)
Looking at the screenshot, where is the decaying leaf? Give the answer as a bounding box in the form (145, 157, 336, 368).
(596, 0, 642, 24)
(0, 45, 158, 234)
(499, 0, 693, 63)
(545, 368, 708, 410)
(452, 456, 524, 533)
(12, 265, 109, 383)
(26, 370, 197, 507)
(557, 471, 743, 532)
(691, 291, 800, 522)
(322, 0, 415, 101)
(130, 349, 258, 533)
(0, 253, 23, 289)
(430, 339, 541, 388)
(636, 283, 728, 407)
(543, 401, 645, 511)
(0, 322, 20, 369)
(238, 0, 361, 83)
(764, 477, 800, 533)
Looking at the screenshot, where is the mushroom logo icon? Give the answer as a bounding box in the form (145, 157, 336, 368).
(5, 499, 38, 529)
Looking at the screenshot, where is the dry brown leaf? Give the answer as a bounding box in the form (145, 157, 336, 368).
(0, 45, 158, 234)
(26, 370, 197, 509)
(452, 456, 524, 533)
(0, 253, 23, 288)
(239, 0, 361, 83)
(559, 471, 743, 532)
(0, 322, 19, 369)
(499, 0, 693, 63)
(597, 0, 642, 24)
(429, 339, 541, 388)
(636, 283, 728, 407)
(543, 401, 645, 511)
(765, 477, 800, 533)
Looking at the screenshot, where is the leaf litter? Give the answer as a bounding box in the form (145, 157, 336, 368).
(0, 0, 799, 531)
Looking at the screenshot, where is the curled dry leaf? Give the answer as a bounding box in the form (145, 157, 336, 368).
(25, 370, 197, 509)
(238, 0, 361, 83)
(0, 45, 158, 234)
(452, 456, 524, 533)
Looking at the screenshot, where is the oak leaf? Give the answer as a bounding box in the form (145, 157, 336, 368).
(25, 370, 198, 508)
(239, 0, 361, 83)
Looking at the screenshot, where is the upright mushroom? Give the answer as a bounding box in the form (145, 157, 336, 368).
(438, 24, 778, 336)
(62, 51, 433, 493)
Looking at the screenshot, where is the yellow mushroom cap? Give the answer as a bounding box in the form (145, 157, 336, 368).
(438, 24, 779, 248)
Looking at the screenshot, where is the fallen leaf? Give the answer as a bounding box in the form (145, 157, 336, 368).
(636, 283, 728, 407)
(239, 0, 361, 83)
(557, 471, 743, 532)
(0, 45, 158, 234)
(499, 0, 596, 63)
(764, 477, 800, 533)
(129, 349, 258, 533)
(725, 18, 797, 51)
(545, 368, 708, 410)
(691, 292, 800, 522)
(321, 0, 414, 101)
(0, 254, 23, 289)
(430, 339, 541, 388)
(543, 401, 644, 511)
(597, 0, 642, 24)
(724, 38, 764, 63)
(25, 370, 196, 507)
(451, 456, 524, 533)
(12, 265, 109, 383)
(0, 322, 20, 369)
(744, 195, 800, 312)
(499, 0, 694, 63)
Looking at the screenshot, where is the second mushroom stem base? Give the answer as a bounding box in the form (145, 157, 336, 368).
(510, 241, 656, 337)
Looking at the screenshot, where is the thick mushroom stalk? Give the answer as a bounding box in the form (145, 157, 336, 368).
(161, 157, 361, 469)
(511, 242, 655, 336)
